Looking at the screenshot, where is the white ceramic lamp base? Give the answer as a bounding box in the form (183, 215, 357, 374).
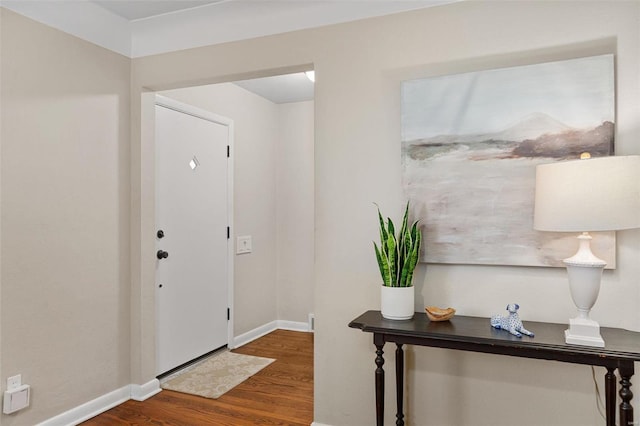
(563, 233, 606, 348)
(565, 317, 604, 347)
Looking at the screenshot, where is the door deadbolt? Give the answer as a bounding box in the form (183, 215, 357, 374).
(157, 229, 165, 239)
(157, 250, 169, 260)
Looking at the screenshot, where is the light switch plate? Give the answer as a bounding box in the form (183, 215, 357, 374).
(236, 236, 252, 254)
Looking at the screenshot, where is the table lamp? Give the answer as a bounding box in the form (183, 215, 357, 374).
(533, 155, 640, 347)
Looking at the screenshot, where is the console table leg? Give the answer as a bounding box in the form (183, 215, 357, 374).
(375, 337, 385, 426)
(605, 367, 616, 426)
(619, 363, 634, 426)
(396, 343, 405, 426)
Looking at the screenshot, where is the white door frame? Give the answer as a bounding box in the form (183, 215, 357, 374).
(154, 94, 235, 355)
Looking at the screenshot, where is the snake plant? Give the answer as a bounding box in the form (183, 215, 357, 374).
(374, 202, 422, 287)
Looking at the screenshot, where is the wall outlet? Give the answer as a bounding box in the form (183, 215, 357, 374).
(3, 384, 30, 414)
(308, 313, 315, 332)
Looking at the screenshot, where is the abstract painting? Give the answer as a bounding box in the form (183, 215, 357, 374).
(401, 54, 615, 267)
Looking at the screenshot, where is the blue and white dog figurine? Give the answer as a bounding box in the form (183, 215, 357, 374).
(490, 304, 534, 338)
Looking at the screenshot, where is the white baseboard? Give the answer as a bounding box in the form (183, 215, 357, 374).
(277, 320, 310, 332)
(130, 378, 162, 401)
(38, 380, 161, 426)
(311, 422, 333, 426)
(232, 320, 278, 348)
(231, 320, 311, 348)
(37, 385, 130, 426)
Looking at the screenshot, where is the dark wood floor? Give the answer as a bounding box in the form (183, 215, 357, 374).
(82, 329, 313, 425)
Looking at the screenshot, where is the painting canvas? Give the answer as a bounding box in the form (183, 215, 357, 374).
(401, 55, 615, 268)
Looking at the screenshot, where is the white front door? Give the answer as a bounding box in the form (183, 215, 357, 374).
(155, 97, 231, 375)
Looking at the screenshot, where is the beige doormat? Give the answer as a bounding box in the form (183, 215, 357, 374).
(160, 351, 275, 399)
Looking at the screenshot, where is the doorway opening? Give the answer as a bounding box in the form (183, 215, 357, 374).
(149, 69, 315, 383)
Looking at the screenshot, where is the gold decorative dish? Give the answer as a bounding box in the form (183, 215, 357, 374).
(425, 306, 456, 322)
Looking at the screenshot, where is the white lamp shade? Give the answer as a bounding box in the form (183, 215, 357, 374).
(534, 155, 640, 232)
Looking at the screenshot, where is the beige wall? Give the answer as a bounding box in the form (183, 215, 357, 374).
(277, 101, 314, 324)
(1, 8, 131, 426)
(1, 1, 639, 425)
(132, 2, 640, 425)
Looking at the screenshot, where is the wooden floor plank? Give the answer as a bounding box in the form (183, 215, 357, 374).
(81, 330, 313, 425)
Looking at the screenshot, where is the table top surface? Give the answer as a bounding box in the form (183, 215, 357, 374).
(349, 310, 640, 361)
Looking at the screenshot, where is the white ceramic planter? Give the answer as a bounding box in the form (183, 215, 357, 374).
(381, 286, 414, 320)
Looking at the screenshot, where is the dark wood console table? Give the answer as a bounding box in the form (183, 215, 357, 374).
(349, 310, 640, 426)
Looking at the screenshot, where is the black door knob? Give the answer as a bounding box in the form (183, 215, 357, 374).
(157, 230, 165, 239)
(157, 250, 169, 259)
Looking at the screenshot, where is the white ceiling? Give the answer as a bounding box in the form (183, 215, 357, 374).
(91, 1, 224, 21)
(234, 72, 315, 104)
(0, 0, 455, 103)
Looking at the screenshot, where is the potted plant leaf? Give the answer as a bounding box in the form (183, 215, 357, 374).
(374, 202, 422, 320)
